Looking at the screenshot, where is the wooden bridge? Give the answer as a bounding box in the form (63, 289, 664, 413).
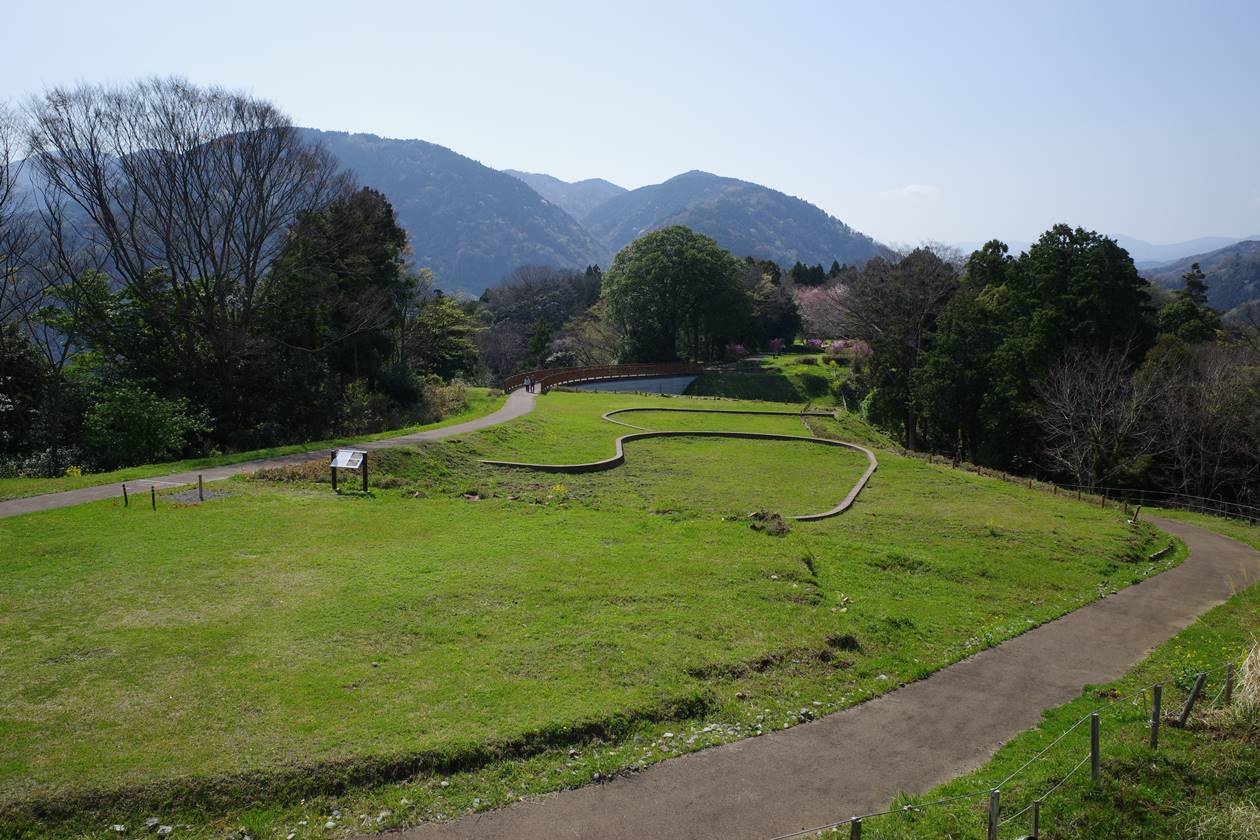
(502, 363, 704, 394)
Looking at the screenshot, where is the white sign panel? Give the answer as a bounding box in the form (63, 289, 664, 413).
(330, 449, 366, 470)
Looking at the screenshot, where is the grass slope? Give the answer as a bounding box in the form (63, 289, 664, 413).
(841, 510, 1260, 839)
(0, 391, 1174, 838)
(0, 389, 505, 502)
(685, 353, 854, 408)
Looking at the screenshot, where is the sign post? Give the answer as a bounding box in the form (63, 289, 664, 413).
(330, 448, 368, 493)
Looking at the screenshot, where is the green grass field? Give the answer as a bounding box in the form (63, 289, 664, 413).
(0, 390, 1180, 838)
(0, 389, 505, 502)
(836, 509, 1260, 839)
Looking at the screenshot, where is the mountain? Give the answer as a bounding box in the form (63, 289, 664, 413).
(582, 170, 889, 267)
(1144, 240, 1260, 317)
(301, 130, 608, 295)
(501, 170, 626, 221)
(1114, 234, 1260, 266)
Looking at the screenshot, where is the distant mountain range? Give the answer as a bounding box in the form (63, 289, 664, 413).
(300, 130, 608, 293)
(501, 170, 626, 222)
(295, 131, 891, 295)
(1118, 234, 1260, 267)
(1142, 239, 1260, 318)
(577, 170, 890, 268)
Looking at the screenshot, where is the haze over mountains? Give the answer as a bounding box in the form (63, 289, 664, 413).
(1143, 239, 1260, 317)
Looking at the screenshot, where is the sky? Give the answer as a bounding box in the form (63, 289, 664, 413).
(5, 0, 1258, 247)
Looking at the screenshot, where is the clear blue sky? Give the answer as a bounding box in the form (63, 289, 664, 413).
(6, 0, 1258, 246)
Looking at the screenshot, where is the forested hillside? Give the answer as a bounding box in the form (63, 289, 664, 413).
(303, 130, 609, 295)
(583, 170, 889, 267)
(1144, 239, 1260, 316)
(502, 169, 626, 221)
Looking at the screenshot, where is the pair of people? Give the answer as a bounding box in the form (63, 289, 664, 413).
(524, 376, 536, 393)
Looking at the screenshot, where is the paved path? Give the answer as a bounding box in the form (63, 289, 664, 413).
(0, 389, 537, 519)
(390, 516, 1260, 840)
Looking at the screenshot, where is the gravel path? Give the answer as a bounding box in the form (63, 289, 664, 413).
(0, 389, 537, 519)
(384, 515, 1260, 840)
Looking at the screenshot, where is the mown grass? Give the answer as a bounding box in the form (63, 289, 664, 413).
(0, 388, 505, 502)
(0, 390, 1177, 838)
(827, 510, 1260, 839)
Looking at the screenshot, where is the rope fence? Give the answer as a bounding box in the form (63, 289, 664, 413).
(768, 654, 1248, 840)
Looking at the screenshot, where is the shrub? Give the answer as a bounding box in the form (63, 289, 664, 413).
(84, 384, 210, 470)
(723, 342, 749, 361)
(767, 338, 786, 355)
(805, 338, 823, 351)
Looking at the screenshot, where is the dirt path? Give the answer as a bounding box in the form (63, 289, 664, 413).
(0, 389, 537, 519)
(387, 516, 1260, 840)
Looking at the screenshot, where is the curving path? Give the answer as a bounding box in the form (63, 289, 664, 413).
(0, 388, 539, 519)
(481, 408, 879, 520)
(377, 516, 1260, 840)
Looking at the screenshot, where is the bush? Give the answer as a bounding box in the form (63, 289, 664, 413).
(0, 446, 87, 478)
(84, 384, 210, 470)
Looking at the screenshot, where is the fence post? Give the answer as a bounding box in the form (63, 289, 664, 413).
(122, 484, 129, 507)
(1090, 713, 1100, 783)
(1225, 663, 1234, 705)
(150, 485, 156, 511)
(198, 474, 204, 502)
(1178, 672, 1207, 726)
(987, 789, 1000, 840)
(1150, 684, 1162, 748)
(849, 817, 861, 839)
(1031, 799, 1040, 839)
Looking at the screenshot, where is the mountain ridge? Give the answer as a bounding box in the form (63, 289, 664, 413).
(583, 170, 891, 267)
(1142, 239, 1260, 317)
(501, 170, 626, 221)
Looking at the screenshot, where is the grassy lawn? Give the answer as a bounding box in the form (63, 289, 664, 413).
(834, 509, 1260, 839)
(0, 388, 505, 502)
(0, 390, 1178, 838)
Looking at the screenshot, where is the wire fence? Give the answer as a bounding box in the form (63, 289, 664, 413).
(897, 449, 1260, 527)
(768, 656, 1248, 840)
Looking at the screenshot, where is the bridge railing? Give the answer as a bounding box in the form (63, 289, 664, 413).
(504, 363, 704, 393)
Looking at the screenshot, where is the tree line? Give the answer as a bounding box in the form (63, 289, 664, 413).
(810, 228, 1258, 508)
(0, 79, 479, 475)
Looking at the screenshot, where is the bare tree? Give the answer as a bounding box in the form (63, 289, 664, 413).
(1145, 342, 1260, 502)
(0, 102, 43, 324)
(25, 78, 346, 428)
(1035, 349, 1160, 490)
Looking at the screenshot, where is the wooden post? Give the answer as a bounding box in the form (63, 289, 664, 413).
(361, 454, 368, 493)
(1090, 713, 1100, 783)
(198, 474, 204, 502)
(1178, 672, 1207, 726)
(1077, 487, 1082, 501)
(848, 816, 860, 839)
(122, 484, 129, 507)
(150, 486, 156, 511)
(330, 450, 338, 492)
(1225, 663, 1234, 705)
(987, 789, 1000, 840)
(1150, 684, 1162, 748)
(1030, 799, 1040, 839)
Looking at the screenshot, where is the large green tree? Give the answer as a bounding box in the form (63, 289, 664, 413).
(602, 226, 750, 362)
